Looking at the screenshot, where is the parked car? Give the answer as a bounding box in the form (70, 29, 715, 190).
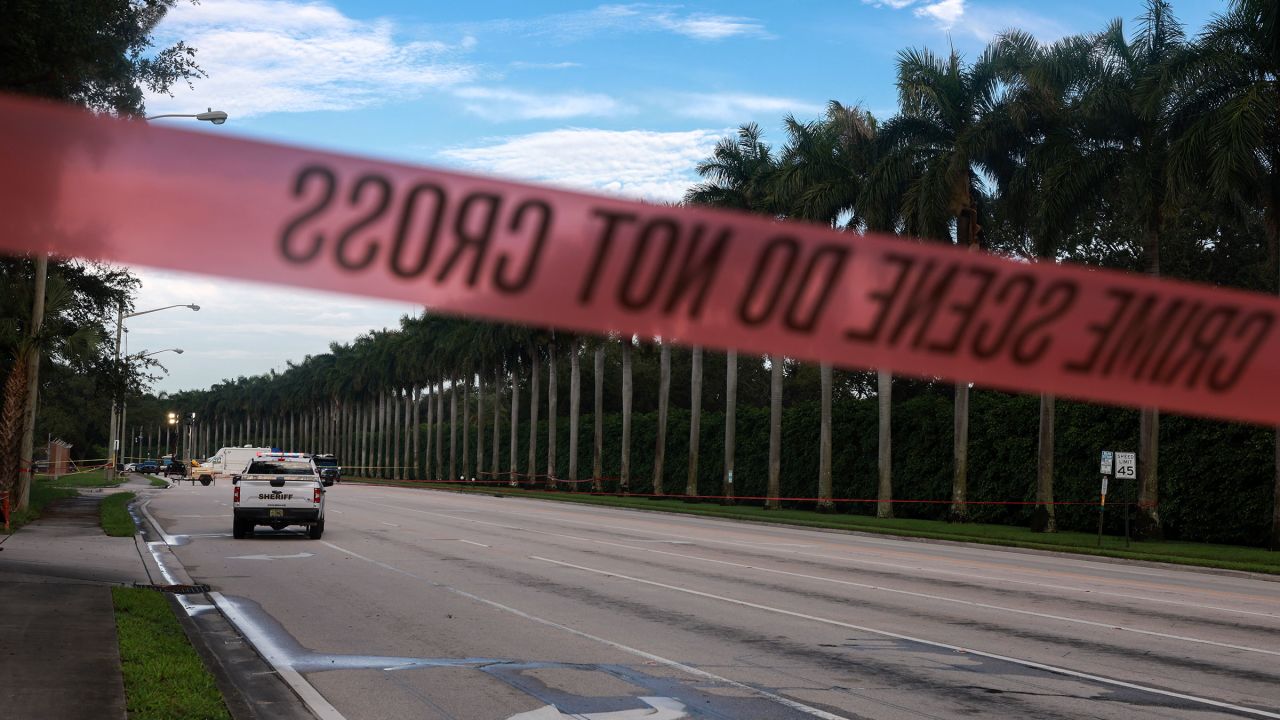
(135, 460, 160, 473)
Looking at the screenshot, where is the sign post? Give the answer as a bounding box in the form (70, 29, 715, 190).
(1098, 451, 1113, 547)
(1115, 452, 1135, 546)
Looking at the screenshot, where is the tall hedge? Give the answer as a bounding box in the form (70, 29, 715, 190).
(412, 389, 1274, 546)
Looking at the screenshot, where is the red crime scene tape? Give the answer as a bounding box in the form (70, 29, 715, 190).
(0, 94, 1277, 425)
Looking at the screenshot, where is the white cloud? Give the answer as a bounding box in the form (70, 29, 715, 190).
(146, 0, 477, 117)
(648, 10, 771, 40)
(451, 87, 626, 120)
(509, 61, 582, 70)
(666, 92, 824, 122)
(471, 4, 770, 42)
(915, 0, 966, 28)
(438, 128, 725, 203)
(128, 267, 418, 392)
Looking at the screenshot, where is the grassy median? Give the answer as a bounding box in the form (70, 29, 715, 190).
(351, 478, 1280, 575)
(112, 587, 231, 720)
(100, 492, 136, 537)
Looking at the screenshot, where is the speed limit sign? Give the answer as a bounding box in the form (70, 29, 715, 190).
(1115, 452, 1136, 479)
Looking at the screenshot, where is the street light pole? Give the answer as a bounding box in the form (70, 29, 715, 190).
(106, 305, 197, 480)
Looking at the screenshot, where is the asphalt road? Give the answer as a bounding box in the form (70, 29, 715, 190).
(144, 481, 1280, 720)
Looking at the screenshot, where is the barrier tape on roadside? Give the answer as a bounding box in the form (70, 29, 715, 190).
(2, 94, 1278, 425)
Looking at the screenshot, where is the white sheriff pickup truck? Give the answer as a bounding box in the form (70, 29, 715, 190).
(232, 455, 326, 539)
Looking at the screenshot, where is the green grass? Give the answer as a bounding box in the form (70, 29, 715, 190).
(350, 478, 1280, 575)
(149, 477, 170, 488)
(39, 468, 120, 488)
(100, 492, 136, 537)
(4, 482, 78, 532)
(112, 587, 231, 720)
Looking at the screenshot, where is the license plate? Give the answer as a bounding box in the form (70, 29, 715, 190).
(269, 509, 283, 518)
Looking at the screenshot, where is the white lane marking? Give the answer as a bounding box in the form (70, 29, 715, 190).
(209, 591, 347, 720)
(315, 540, 845, 720)
(458, 539, 490, 548)
(329, 509, 344, 514)
(541, 534, 1280, 658)
(533, 556, 1280, 720)
(506, 697, 686, 720)
(383, 498, 1280, 620)
(381, 521, 400, 527)
(226, 552, 315, 561)
(360, 501, 1280, 651)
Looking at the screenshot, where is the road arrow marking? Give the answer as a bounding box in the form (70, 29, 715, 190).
(506, 697, 686, 720)
(227, 552, 315, 561)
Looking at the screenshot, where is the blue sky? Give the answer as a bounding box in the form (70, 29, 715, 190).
(135, 0, 1227, 392)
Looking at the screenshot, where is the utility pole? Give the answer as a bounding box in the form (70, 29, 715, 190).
(17, 254, 47, 511)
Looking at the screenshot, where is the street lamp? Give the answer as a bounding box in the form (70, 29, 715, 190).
(145, 108, 228, 125)
(116, 348, 184, 465)
(107, 305, 199, 479)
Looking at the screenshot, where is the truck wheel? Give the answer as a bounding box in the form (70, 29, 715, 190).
(232, 519, 247, 539)
(199, 476, 212, 486)
(308, 519, 325, 540)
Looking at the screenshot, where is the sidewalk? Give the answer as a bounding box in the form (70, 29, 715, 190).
(0, 478, 154, 719)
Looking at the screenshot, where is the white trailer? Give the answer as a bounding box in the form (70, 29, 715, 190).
(191, 446, 273, 485)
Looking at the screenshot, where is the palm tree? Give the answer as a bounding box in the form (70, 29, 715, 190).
(653, 339, 670, 495)
(547, 335, 557, 488)
(620, 337, 632, 493)
(1171, 0, 1279, 544)
(1071, 1, 1188, 536)
(723, 350, 737, 503)
(686, 124, 780, 507)
(509, 357, 519, 485)
(569, 339, 581, 488)
(593, 344, 604, 492)
(765, 357, 784, 510)
(880, 44, 1006, 522)
(686, 346, 703, 497)
(527, 340, 540, 484)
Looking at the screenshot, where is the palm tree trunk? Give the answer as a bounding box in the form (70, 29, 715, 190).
(547, 339, 558, 488)
(476, 372, 484, 480)
(491, 367, 500, 480)
(509, 366, 519, 485)
(462, 375, 471, 481)
(686, 346, 702, 497)
(361, 400, 370, 478)
(1137, 221, 1161, 538)
(412, 387, 421, 479)
(1138, 407, 1160, 537)
(766, 356, 782, 510)
(384, 391, 393, 479)
(593, 346, 604, 492)
(569, 343, 581, 488)
(723, 349, 737, 502)
(435, 380, 444, 481)
(402, 390, 411, 479)
(621, 339, 632, 493)
(424, 387, 434, 479)
(527, 350, 540, 485)
(1035, 393, 1056, 532)
(449, 383, 458, 481)
(877, 371, 892, 519)
(818, 363, 833, 512)
(392, 393, 401, 480)
(951, 382, 970, 522)
(653, 341, 670, 496)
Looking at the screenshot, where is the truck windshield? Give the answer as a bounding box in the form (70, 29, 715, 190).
(313, 457, 338, 468)
(246, 461, 314, 475)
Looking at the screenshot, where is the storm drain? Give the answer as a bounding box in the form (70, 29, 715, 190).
(135, 583, 211, 595)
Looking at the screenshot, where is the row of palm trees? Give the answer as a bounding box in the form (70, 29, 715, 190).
(164, 0, 1277, 538)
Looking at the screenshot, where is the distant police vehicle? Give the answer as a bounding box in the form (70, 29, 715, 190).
(312, 453, 341, 485)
